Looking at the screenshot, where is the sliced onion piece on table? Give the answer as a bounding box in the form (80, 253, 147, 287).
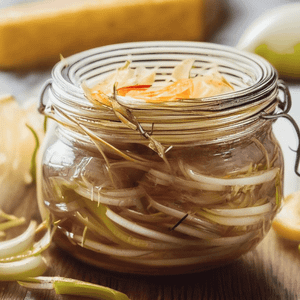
(0, 220, 37, 259)
(18, 276, 131, 300)
(0, 255, 48, 281)
(1, 229, 52, 263)
(0, 218, 51, 264)
(148, 197, 221, 232)
(75, 211, 121, 244)
(197, 210, 268, 226)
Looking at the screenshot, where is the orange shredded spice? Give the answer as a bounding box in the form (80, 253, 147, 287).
(89, 73, 234, 106)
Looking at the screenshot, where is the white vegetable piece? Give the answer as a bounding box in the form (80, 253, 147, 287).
(0, 95, 44, 211)
(237, 3, 300, 78)
(0, 220, 37, 259)
(237, 3, 300, 54)
(0, 255, 48, 281)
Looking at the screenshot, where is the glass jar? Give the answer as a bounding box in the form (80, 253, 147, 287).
(37, 41, 298, 275)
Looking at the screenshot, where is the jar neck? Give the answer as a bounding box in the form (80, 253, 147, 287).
(44, 90, 280, 148)
(54, 116, 275, 154)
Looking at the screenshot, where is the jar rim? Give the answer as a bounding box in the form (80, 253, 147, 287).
(51, 41, 278, 111)
(44, 41, 281, 146)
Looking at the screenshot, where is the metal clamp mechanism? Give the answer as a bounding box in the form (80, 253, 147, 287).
(261, 80, 300, 176)
(38, 79, 53, 114)
(277, 79, 292, 113)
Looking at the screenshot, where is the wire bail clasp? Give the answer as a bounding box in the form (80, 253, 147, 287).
(38, 79, 53, 114)
(261, 80, 300, 176)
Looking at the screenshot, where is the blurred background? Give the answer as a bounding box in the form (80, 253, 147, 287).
(0, 0, 299, 195)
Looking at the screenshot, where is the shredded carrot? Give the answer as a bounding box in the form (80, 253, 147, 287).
(117, 85, 152, 96)
(83, 61, 235, 105)
(118, 76, 233, 103)
(123, 79, 193, 103)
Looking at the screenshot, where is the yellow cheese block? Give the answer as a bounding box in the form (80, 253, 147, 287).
(0, 0, 219, 70)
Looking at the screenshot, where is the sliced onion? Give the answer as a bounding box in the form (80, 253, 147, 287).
(148, 197, 220, 232)
(148, 169, 226, 191)
(0, 220, 36, 259)
(72, 234, 151, 257)
(185, 164, 279, 187)
(205, 202, 272, 217)
(75, 211, 120, 244)
(0, 255, 48, 281)
(82, 202, 182, 250)
(0, 228, 52, 263)
(197, 210, 267, 226)
(105, 208, 186, 244)
(75, 186, 136, 207)
(166, 222, 220, 239)
(18, 276, 131, 300)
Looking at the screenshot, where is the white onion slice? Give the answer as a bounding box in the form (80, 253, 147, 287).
(106, 208, 187, 244)
(100, 185, 145, 198)
(0, 255, 48, 280)
(148, 197, 219, 232)
(0, 228, 52, 263)
(75, 186, 136, 207)
(198, 210, 267, 226)
(0, 220, 37, 259)
(205, 202, 272, 217)
(148, 169, 226, 191)
(73, 235, 151, 257)
(120, 209, 174, 223)
(185, 165, 279, 187)
(167, 222, 220, 239)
